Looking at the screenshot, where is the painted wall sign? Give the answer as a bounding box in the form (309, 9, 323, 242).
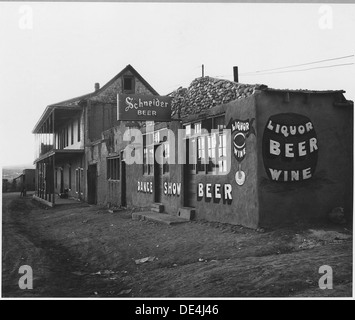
(163, 182, 181, 196)
(137, 181, 153, 193)
(197, 183, 233, 202)
(227, 118, 256, 186)
(117, 94, 172, 122)
(262, 113, 318, 182)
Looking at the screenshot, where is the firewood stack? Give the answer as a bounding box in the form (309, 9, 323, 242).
(170, 76, 267, 118)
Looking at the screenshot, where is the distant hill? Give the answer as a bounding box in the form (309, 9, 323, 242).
(2, 164, 35, 181)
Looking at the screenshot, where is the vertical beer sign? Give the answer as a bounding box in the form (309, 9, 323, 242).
(117, 94, 172, 122)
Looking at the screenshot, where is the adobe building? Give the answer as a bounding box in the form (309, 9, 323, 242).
(33, 65, 353, 228)
(12, 169, 35, 192)
(86, 75, 353, 228)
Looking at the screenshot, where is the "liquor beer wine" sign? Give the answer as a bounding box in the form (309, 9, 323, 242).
(262, 113, 319, 182)
(117, 94, 172, 122)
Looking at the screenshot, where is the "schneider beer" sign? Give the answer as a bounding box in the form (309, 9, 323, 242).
(117, 94, 172, 122)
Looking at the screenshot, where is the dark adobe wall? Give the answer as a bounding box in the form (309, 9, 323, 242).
(255, 90, 353, 227)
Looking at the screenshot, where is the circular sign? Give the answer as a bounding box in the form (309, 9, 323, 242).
(233, 132, 246, 150)
(235, 170, 246, 186)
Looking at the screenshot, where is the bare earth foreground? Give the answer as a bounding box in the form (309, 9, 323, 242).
(2, 192, 353, 298)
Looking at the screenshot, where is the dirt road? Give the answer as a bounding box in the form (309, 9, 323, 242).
(2, 192, 353, 298)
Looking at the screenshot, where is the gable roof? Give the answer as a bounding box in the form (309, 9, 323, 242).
(33, 65, 159, 132)
(49, 64, 159, 108)
(93, 64, 159, 99)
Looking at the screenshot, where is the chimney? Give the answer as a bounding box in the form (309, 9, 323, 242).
(94, 83, 100, 91)
(233, 66, 239, 83)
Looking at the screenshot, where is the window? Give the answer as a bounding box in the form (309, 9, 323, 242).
(123, 76, 135, 92)
(71, 122, 74, 145)
(207, 134, 217, 173)
(217, 133, 228, 173)
(194, 122, 202, 135)
(143, 134, 154, 175)
(195, 121, 206, 173)
(77, 118, 81, 142)
(59, 130, 63, 149)
(65, 126, 69, 147)
(185, 124, 192, 136)
(214, 116, 227, 174)
(107, 157, 120, 180)
(75, 169, 79, 192)
(197, 136, 206, 172)
(68, 166, 72, 189)
(75, 168, 84, 194)
(185, 115, 227, 175)
(187, 137, 196, 172)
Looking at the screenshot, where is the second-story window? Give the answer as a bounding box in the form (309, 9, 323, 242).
(71, 122, 74, 145)
(123, 76, 135, 93)
(65, 126, 69, 147)
(77, 118, 81, 142)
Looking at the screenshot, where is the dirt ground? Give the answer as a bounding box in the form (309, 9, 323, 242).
(2, 192, 353, 298)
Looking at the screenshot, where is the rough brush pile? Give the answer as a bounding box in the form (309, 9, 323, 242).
(170, 76, 267, 118)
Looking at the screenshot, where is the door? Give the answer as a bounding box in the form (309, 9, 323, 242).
(87, 164, 97, 204)
(154, 144, 163, 203)
(75, 168, 84, 200)
(60, 168, 64, 194)
(184, 138, 197, 207)
(121, 152, 126, 207)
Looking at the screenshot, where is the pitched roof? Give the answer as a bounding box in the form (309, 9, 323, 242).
(93, 64, 159, 99)
(49, 92, 93, 107)
(49, 64, 159, 107)
(33, 65, 159, 132)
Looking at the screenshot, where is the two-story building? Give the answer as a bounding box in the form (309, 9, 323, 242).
(32, 64, 158, 206)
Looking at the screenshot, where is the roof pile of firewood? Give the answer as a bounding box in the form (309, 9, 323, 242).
(170, 76, 267, 118)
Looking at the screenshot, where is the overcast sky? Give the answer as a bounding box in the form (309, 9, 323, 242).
(0, 2, 354, 167)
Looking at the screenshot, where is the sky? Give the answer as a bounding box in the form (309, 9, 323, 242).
(0, 2, 354, 167)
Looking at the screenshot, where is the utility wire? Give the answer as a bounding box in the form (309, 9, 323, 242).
(240, 54, 354, 75)
(241, 62, 354, 77)
(166, 57, 354, 91)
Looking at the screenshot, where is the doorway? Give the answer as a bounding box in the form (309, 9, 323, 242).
(184, 138, 197, 208)
(154, 144, 163, 203)
(60, 168, 64, 194)
(121, 151, 126, 207)
(87, 164, 97, 204)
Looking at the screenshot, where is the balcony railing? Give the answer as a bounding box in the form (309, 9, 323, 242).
(34, 133, 54, 160)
